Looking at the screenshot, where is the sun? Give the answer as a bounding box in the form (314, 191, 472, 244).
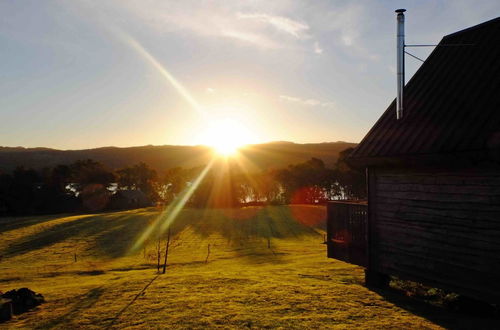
(202, 118, 253, 156)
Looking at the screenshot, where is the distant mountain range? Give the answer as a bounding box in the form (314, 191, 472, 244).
(0, 142, 356, 173)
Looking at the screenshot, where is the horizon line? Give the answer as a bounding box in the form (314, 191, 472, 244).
(0, 140, 358, 152)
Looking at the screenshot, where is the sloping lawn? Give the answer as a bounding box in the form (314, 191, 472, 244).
(0, 206, 496, 329)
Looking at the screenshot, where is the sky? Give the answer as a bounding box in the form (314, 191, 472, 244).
(1, 0, 499, 150)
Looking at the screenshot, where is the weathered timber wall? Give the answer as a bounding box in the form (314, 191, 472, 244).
(371, 167, 500, 303)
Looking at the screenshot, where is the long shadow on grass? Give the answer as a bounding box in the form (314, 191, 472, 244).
(181, 206, 322, 262)
(2, 211, 158, 259)
(372, 287, 500, 329)
(2, 206, 324, 262)
(0, 214, 75, 234)
(35, 287, 104, 329)
(106, 275, 160, 329)
(187, 206, 321, 242)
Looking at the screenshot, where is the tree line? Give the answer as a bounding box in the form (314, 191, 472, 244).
(0, 148, 365, 216)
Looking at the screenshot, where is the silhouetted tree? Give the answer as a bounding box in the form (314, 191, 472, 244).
(0, 171, 14, 214)
(276, 158, 334, 203)
(0, 167, 41, 214)
(0, 148, 367, 216)
(161, 167, 189, 203)
(116, 162, 158, 201)
(69, 159, 115, 194)
(33, 165, 78, 214)
(333, 148, 366, 199)
(67, 159, 115, 212)
(189, 161, 241, 208)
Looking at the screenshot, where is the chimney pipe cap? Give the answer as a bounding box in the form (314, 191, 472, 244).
(395, 9, 406, 14)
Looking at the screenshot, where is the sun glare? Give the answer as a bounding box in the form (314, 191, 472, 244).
(202, 118, 253, 156)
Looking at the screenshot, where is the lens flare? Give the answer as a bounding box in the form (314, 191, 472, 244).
(130, 157, 215, 253)
(113, 28, 205, 118)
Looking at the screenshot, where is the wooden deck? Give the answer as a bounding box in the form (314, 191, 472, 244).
(326, 200, 368, 267)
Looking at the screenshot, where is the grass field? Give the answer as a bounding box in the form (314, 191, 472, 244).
(0, 205, 497, 329)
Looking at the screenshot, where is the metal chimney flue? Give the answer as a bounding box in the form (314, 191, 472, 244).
(396, 9, 406, 120)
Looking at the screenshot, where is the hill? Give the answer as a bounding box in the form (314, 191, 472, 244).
(0, 206, 486, 328)
(0, 142, 356, 172)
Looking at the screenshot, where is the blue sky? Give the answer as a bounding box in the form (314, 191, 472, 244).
(1, 0, 499, 149)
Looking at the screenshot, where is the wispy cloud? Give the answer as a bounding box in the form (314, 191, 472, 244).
(313, 41, 323, 54)
(221, 30, 280, 49)
(279, 95, 301, 103)
(308, 3, 380, 61)
(279, 95, 334, 108)
(236, 13, 310, 39)
(111, 1, 318, 50)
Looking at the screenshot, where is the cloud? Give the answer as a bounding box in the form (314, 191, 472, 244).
(221, 30, 280, 49)
(78, 1, 383, 58)
(313, 41, 323, 54)
(236, 13, 310, 39)
(307, 3, 380, 61)
(109, 1, 317, 50)
(279, 95, 301, 103)
(341, 35, 353, 46)
(279, 95, 334, 108)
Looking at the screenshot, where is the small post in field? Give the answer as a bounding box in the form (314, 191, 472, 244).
(162, 228, 171, 274)
(205, 243, 211, 264)
(157, 238, 161, 272)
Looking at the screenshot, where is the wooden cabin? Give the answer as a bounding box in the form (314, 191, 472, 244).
(327, 17, 500, 304)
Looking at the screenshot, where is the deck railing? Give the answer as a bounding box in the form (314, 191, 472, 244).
(326, 200, 368, 267)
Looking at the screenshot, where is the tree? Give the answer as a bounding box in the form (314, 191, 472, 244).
(333, 148, 366, 199)
(116, 162, 158, 201)
(275, 158, 333, 204)
(50, 165, 72, 192)
(10, 167, 41, 213)
(161, 167, 189, 203)
(32, 165, 78, 214)
(0, 171, 14, 214)
(68, 159, 115, 211)
(70, 159, 115, 194)
(188, 161, 242, 208)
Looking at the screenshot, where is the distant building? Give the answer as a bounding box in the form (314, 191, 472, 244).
(327, 17, 500, 304)
(109, 189, 151, 210)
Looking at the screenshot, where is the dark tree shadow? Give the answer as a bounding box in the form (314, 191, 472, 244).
(2, 212, 158, 259)
(35, 287, 104, 329)
(2, 206, 324, 262)
(371, 287, 500, 329)
(183, 206, 320, 241)
(105, 275, 159, 329)
(0, 214, 75, 234)
(3, 215, 108, 257)
(181, 206, 322, 262)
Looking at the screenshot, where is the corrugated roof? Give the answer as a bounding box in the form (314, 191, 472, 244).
(349, 17, 500, 165)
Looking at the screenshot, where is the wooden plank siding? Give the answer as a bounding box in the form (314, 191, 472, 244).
(371, 167, 500, 303)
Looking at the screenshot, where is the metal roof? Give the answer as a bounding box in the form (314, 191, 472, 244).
(349, 17, 500, 165)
